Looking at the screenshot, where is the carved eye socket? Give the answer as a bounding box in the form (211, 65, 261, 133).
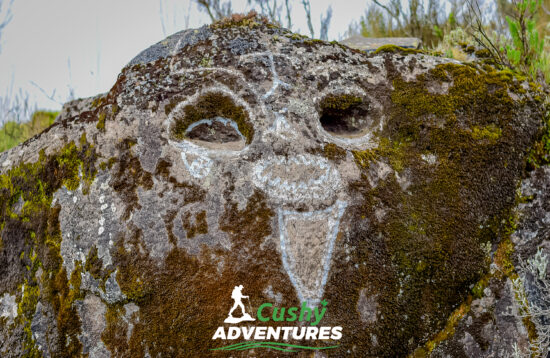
(184, 117, 246, 150)
(169, 92, 253, 150)
(319, 94, 371, 138)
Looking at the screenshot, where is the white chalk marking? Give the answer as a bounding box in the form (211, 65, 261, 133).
(278, 201, 347, 306)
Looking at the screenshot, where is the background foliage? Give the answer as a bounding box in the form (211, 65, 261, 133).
(0, 111, 57, 152)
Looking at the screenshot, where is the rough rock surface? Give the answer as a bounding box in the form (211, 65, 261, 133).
(0, 14, 548, 357)
(55, 94, 107, 123)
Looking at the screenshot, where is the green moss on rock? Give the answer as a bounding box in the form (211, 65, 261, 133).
(0, 136, 97, 356)
(169, 92, 254, 144)
(324, 61, 544, 356)
(323, 143, 347, 161)
(373, 44, 423, 55)
(96, 112, 106, 131)
(320, 94, 363, 114)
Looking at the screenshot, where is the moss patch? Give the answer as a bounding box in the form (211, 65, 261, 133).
(471, 124, 502, 143)
(320, 94, 363, 113)
(322, 143, 347, 161)
(104, 191, 301, 357)
(182, 210, 208, 239)
(96, 112, 106, 131)
(169, 92, 254, 144)
(0, 136, 98, 356)
(373, 44, 423, 55)
(321, 61, 543, 356)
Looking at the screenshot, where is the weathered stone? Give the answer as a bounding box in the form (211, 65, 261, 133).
(55, 93, 107, 123)
(0, 13, 547, 357)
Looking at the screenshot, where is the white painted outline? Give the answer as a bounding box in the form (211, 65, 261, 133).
(252, 154, 342, 204)
(278, 200, 347, 307)
(166, 52, 353, 305)
(165, 85, 255, 179)
(167, 52, 297, 179)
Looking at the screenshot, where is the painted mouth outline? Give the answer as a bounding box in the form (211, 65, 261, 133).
(252, 154, 342, 204)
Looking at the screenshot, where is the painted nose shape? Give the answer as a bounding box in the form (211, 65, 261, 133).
(252, 154, 342, 205)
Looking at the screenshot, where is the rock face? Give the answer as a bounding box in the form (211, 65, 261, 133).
(0, 14, 547, 357)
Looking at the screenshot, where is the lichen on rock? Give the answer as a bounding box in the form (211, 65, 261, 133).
(0, 13, 548, 358)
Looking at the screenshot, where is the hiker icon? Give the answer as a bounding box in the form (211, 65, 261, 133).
(224, 285, 255, 324)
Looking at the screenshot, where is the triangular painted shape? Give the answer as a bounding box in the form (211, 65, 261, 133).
(278, 201, 347, 307)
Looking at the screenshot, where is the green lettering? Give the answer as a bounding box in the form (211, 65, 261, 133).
(286, 307, 298, 322)
(257, 303, 272, 322)
(299, 302, 312, 322)
(272, 307, 285, 321)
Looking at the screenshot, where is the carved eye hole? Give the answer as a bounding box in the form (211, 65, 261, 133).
(186, 117, 244, 142)
(184, 117, 245, 149)
(319, 94, 371, 138)
(169, 92, 253, 150)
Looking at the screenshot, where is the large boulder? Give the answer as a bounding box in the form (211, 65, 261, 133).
(0, 13, 547, 357)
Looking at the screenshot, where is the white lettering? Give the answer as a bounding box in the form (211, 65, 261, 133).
(254, 327, 267, 339)
(330, 326, 342, 340)
(227, 327, 241, 339)
(212, 327, 226, 340)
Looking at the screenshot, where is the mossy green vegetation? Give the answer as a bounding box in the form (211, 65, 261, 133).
(373, 44, 423, 55)
(320, 94, 363, 113)
(322, 143, 347, 161)
(96, 112, 106, 131)
(0, 136, 97, 356)
(91, 96, 106, 108)
(411, 204, 537, 356)
(391, 63, 521, 122)
(0, 111, 59, 153)
(471, 124, 502, 143)
(169, 92, 254, 144)
(324, 61, 544, 357)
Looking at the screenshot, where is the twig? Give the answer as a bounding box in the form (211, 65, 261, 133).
(284, 0, 291, 29)
(30, 81, 63, 105)
(301, 0, 314, 38)
(320, 6, 332, 41)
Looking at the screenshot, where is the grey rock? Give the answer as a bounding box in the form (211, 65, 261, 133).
(127, 26, 212, 66)
(56, 93, 106, 122)
(0, 14, 547, 357)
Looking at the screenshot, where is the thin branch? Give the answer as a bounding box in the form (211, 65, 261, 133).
(196, 0, 216, 22)
(159, 0, 167, 38)
(320, 6, 332, 41)
(30, 81, 63, 106)
(465, 0, 509, 67)
(284, 0, 291, 29)
(0, 0, 14, 53)
(301, 0, 314, 38)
